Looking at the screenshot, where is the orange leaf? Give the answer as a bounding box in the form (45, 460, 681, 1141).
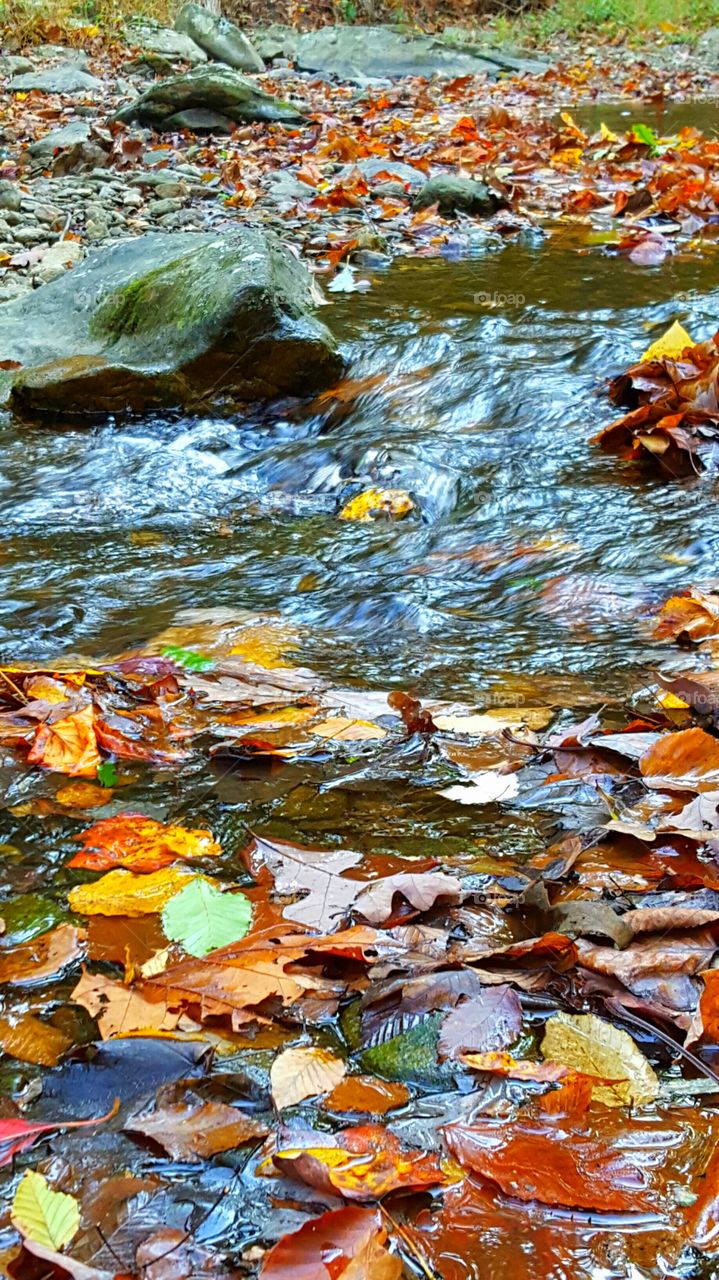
(260, 1206, 400, 1279)
(28, 705, 100, 777)
(69, 813, 221, 873)
(273, 1124, 447, 1201)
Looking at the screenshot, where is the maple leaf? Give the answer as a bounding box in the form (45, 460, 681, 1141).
(27, 704, 100, 777)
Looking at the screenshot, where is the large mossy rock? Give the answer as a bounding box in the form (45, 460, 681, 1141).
(113, 65, 303, 129)
(0, 230, 344, 416)
(290, 24, 541, 81)
(176, 3, 264, 72)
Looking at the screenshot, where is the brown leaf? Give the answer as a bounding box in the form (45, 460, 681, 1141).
(0, 924, 86, 985)
(0, 1013, 71, 1066)
(354, 872, 464, 924)
(640, 727, 719, 791)
(259, 1206, 401, 1279)
(322, 1076, 410, 1116)
(126, 1089, 267, 1161)
(69, 813, 221, 873)
(438, 985, 522, 1060)
(270, 1046, 346, 1110)
(273, 1124, 447, 1201)
(246, 835, 362, 932)
(27, 705, 100, 777)
(71, 971, 181, 1039)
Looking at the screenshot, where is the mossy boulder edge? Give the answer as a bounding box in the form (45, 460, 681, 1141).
(0, 229, 344, 415)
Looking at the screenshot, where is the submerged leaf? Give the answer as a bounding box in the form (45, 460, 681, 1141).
(540, 1011, 659, 1106)
(68, 867, 203, 917)
(260, 1206, 401, 1279)
(27, 705, 100, 778)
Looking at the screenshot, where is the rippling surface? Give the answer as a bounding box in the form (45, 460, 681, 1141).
(1, 236, 717, 700)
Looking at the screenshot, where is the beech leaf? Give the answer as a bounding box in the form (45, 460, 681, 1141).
(161, 878, 252, 956)
(270, 1045, 346, 1110)
(540, 1011, 659, 1106)
(11, 1171, 80, 1250)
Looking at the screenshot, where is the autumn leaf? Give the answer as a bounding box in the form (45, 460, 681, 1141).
(246, 834, 362, 932)
(540, 1012, 659, 1107)
(71, 971, 181, 1039)
(55, 780, 112, 809)
(273, 1124, 448, 1200)
(654, 587, 719, 643)
(641, 319, 694, 362)
(27, 704, 100, 777)
(0, 1012, 71, 1067)
(68, 867, 205, 917)
(459, 1051, 570, 1082)
(0, 924, 86, 985)
(270, 1045, 346, 1109)
(11, 1172, 80, 1250)
(445, 1119, 654, 1211)
(260, 1206, 401, 1279)
(354, 871, 464, 925)
(640, 727, 719, 791)
(686, 1143, 719, 1249)
(70, 814, 221, 873)
(438, 986, 522, 1061)
(339, 488, 414, 521)
(126, 1089, 267, 1161)
(322, 1075, 410, 1116)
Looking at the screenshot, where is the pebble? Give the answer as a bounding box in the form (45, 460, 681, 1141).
(148, 197, 183, 216)
(13, 227, 50, 245)
(122, 190, 144, 207)
(0, 184, 22, 213)
(33, 239, 84, 284)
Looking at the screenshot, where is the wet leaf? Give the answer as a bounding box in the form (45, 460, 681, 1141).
(11, 1172, 80, 1250)
(247, 835, 362, 932)
(339, 489, 414, 522)
(27, 705, 100, 777)
(71, 971, 181, 1039)
(438, 986, 522, 1060)
(322, 1075, 410, 1116)
(260, 1206, 401, 1279)
(68, 867, 204, 917)
(55, 781, 113, 809)
(445, 1119, 653, 1211)
(641, 319, 694, 362)
(271, 1045, 346, 1109)
(273, 1124, 448, 1200)
(640, 727, 719, 791)
(70, 814, 221, 873)
(0, 1012, 71, 1066)
(0, 924, 85, 985)
(354, 872, 464, 924)
(161, 879, 252, 956)
(540, 1012, 659, 1106)
(459, 1051, 570, 1082)
(126, 1089, 267, 1161)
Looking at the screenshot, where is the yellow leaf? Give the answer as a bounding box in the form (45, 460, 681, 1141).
(540, 1011, 659, 1107)
(599, 121, 618, 142)
(270, 1046, 346, 1109)
(339, 488, 414, 522)
(656, 689, 689, 709)
(68, 867, 208, 917)
(11, 1172, 79, 1250)
(27, 705, 100, 778)
(311, 716, 386, 741)
(641, 319, 694, 363)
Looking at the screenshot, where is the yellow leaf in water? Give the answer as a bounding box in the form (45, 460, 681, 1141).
(599, 121, 619, 142)
(0, 1013, 71, 1067)
(229, 620, 298, 668)
(11, 1173, 79, 1251)
(540, 1011, 659, 1107)
(641, 319, 694, 362)
(656, 689, 689, 709)
(311, 716, 386, 741)
(339, 488, 414, 522)
(68, 867, 208, 917)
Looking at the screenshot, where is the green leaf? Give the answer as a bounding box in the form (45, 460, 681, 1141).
(11, 1171, 80, 1250)
(161, 646, 214, 672)
(630, 122, 659, 150)
(161, 878, 252, 956)
(96, 762, 117, 788)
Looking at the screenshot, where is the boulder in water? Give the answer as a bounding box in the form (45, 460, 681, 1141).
(0, 229, 344, 415)
(413, 175, 503, 215)
(176, 3, 264, 72)
(113, 65, 304, 128)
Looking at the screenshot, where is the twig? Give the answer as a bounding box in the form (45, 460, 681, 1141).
(379, 1202, 440, 1280)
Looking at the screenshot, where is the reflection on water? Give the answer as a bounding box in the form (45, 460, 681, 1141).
(1, 239, 718, 701)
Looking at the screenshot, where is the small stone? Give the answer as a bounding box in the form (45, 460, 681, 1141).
(29, 120, 92, 159)
(0, 55, 33, 75)
(33, 239, 83, 284)
(148, 197, 183, 216)
(157, 209, 198, 229)
(122, 190, 144, 208)
(86, 219, 110, 240)
(413, 175, 503, 216)
(0, 182, 22, 213)
(130, 22, 207, 66)
(175, 3, 264, 72)
(0, 276, 33, 303)
(34, 205, 64, 226)
(13, 227, 49, 245)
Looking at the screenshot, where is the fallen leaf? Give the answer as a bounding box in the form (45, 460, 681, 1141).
(70, 814, 221, 872)
(0, 1013, 71, 1066)
(540, 1011, 659, 1106)
(246, 835, 362, 932)
(161, 878, 252, 956)
(11, 1172, 80, 1250)
(445, 1119, 653, 1211)
(68, 868, 204, 917)
(641, 319, 694, 362)
(55, 781, 113, 809)
(0, 924, 85, 985)
(439, 772, 519, 804)
(271, 1045, 346, 1109)
(459, 1051, 570, 1082)
(273, 1124, 447, 1200)
(339, 489, 414, 522)
(641, 727, 719, 791)
(126, 1088, 267, 1161)
(27, 705, 100, 777)
(71, 971, 181, 1039)
(353, 872, 464, 924)
(260, 1206, 401, 1279)
(0, 1102, 118, 1168)
(322, 1076, 410, 1116)
(686, 1143, 719, 1249)
(438, 986, 522, 1060)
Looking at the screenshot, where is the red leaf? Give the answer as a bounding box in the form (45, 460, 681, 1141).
(260, 1206, 401, 1279)
(0, 1099, 118, 1167)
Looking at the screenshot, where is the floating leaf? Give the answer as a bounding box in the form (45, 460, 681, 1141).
(274, 1124, 447, 1201)
(339, 488, 414, 522)
(0, 924, 85, 986)
(641, 320, 694, 363)
(0, 1013, 71, 1067)
(126, 1090, 267, 1161)
(11, 1172, 80, 1250)
(439, 772, 519, 805)
(260, 1206, 401, 1279)
(323, 1075, 410, 1116)
(71, 971, 181, 1039)
(271, 1046, 346, 1110)
(27, 705, 100, 777)
(540, 1011, 659, 1107)
(68, 867, 203, 917)
(161, 878, 252, 956)
(70, 814, 221, 873)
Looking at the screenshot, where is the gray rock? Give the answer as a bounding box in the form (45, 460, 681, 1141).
(292, 24, 518, 82)
(0, 55, 33, 75)
(164, 107, 234, 132)
(0, 229, 344, 414)
(130, 23, 207, 65)
(433, 26, 547, 74)
(148, 197, 183, 216)
(413, 175, 503, 215)
(341, 156, 425, 187)
(34, 44, 90, 66)
(8, 66, 102, 95)
(264, 170, 316, 202)
(113, 65, 304, 129)
(33, 239, 84, 284)
(697, 26, 719, 63)
(12, 227, 49, 246)
(0, 182, 22, 213)
(251, 24, 298, 62)
(29, 120, 92, 158)
(0, 276, 33, 304)
(176, 4, 263, 72)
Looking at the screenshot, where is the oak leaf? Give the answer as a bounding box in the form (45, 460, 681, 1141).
(71, 971, 181, 1039)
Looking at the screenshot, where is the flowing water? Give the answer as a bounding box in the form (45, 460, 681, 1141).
(2, 147, 719, 1280)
